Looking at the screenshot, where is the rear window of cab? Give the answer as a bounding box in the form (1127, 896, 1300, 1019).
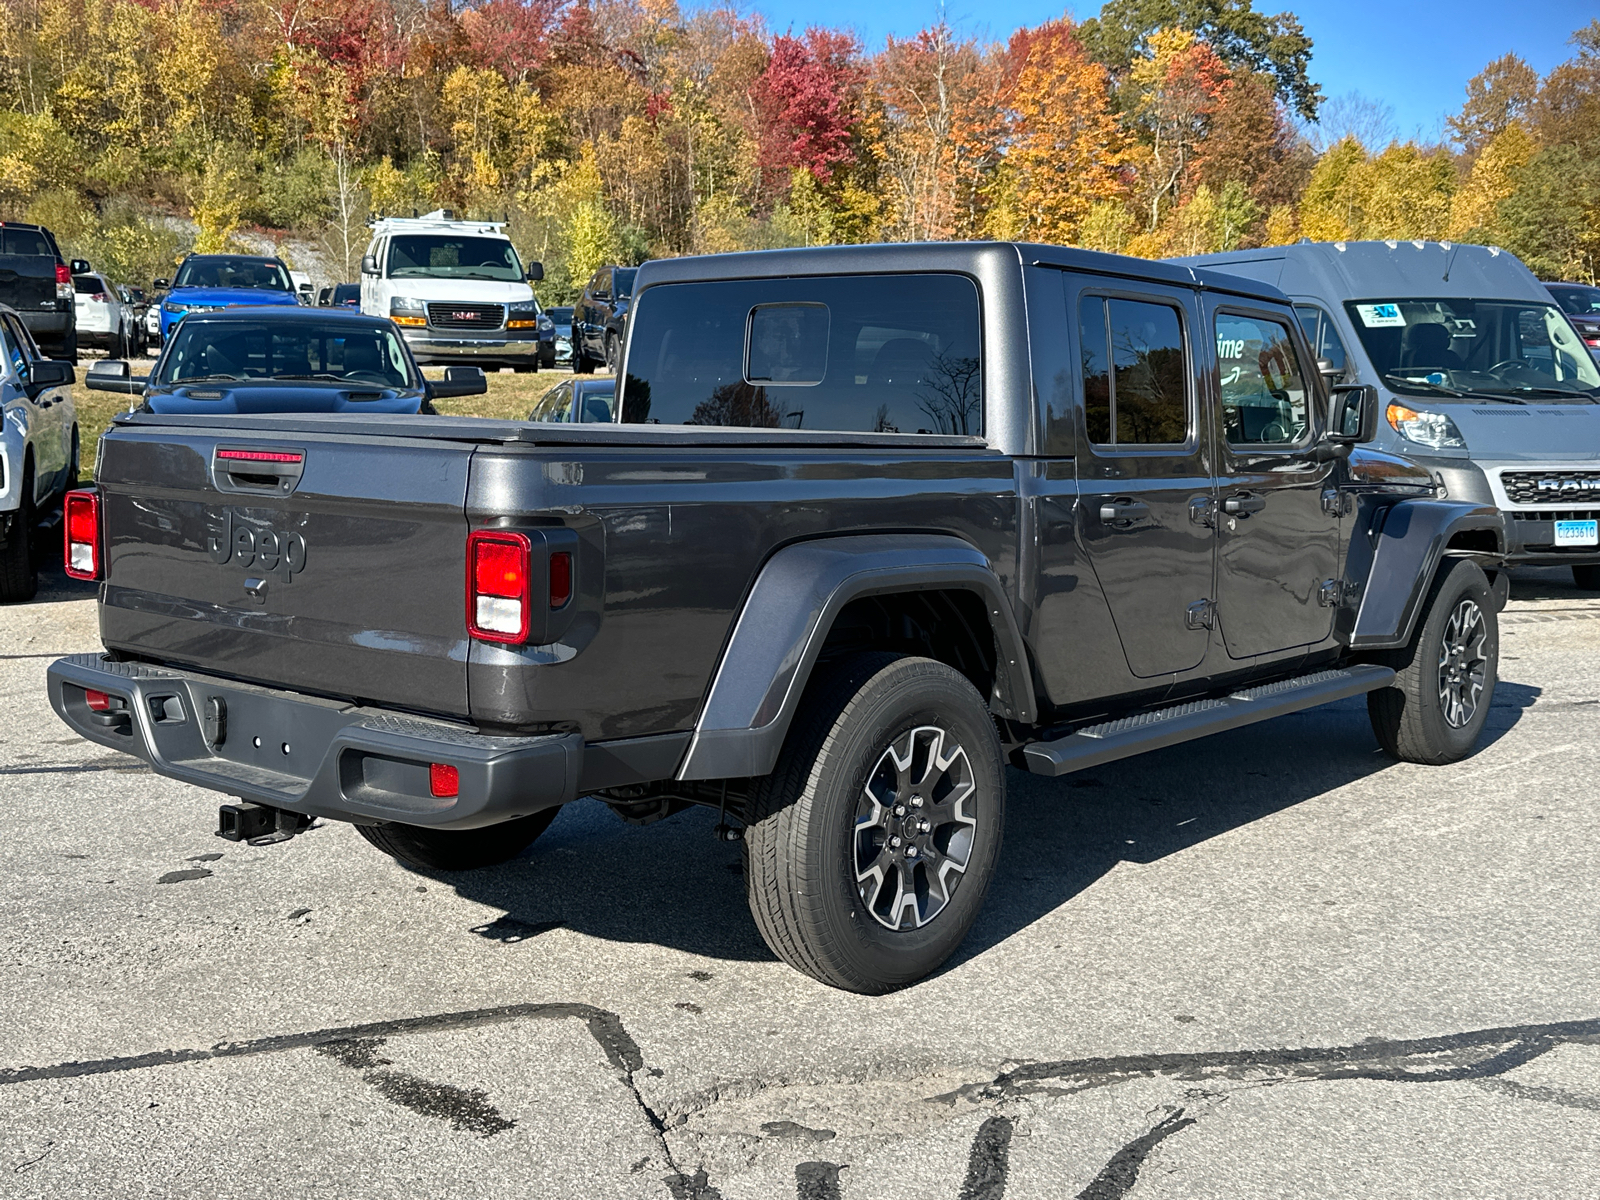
(620, 274, 982, 435)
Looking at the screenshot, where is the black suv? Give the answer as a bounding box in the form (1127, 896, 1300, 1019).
(0, 222, 86, 361)
(571, 264, 637, 374)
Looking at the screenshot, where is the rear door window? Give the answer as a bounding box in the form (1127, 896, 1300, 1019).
(622, 274, 982, 434)
(1078, 296, 1188, 446)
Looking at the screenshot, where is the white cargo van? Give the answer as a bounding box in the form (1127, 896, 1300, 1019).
(1173, 240, 1600, 585)
(360, 211, 553, 371)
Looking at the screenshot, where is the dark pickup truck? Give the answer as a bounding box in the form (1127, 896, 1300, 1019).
(48, 243, 1505, 992)
(0, 222, 86, 360)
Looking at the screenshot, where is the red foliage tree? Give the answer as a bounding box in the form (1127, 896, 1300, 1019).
(748, 27, 863, 193)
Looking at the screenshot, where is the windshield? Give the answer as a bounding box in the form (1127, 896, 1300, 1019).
(550, 307, 573, 324)
(174, 257, 293, 291)
(387, 235, 523, 281)
(1344, 298, 1600, 399)
(158, 320, 416, 388)
(612, 269, 637, 298)
(1550, 285, 1600, 317)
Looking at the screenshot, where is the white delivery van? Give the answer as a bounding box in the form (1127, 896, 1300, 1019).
(360, 211, 553, 371)
(1173, 240, 1600, 585)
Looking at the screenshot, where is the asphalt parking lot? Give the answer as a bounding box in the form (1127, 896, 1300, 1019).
(3, 562, 1598, 1199)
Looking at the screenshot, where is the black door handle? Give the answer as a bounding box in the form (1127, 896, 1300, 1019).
(1224, 494, 1267, 515)
(1099, 499, 1151, 524)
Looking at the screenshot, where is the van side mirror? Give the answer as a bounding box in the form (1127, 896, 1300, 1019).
(525, 261, 544, 282)
(1328, 384, 1379, 444)
(360, 255, 378, 276)
(69, 259, 90, 275)
(153, 278, 169, 291)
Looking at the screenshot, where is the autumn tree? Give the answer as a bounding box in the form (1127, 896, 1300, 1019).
(990, 19, 1128, 245)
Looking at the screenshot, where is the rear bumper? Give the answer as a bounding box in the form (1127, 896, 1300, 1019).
(47, 654, 581, 830)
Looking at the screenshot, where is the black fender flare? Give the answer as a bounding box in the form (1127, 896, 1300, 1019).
(676, 534, 1034, 781)
(1348, 500, 1505, 650)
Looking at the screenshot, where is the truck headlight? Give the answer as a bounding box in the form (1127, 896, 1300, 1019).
(1387, 403, 1466, 450)
(163, 301, 186, 314)
(390, 296, 426, 313)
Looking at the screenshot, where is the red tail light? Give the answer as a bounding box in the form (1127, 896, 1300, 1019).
(429, 762, 460, 798)
(63, 489, 100, 580)
(467, 530, 532, 643)
(55, 264, 70, 285)
(549, 551, 572, 608)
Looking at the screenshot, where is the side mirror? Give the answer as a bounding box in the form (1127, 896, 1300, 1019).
(153, 278, 169, 290)
(427, 366, 488, 398)
(360, 255, 378, 276)
(85, 359, 146, 394)
(1316, 357, 1341, 380)
(525, 261, 544, 282)
(1328, 384, 1379, 445)
(69, 259, 90, 275)
(298, 281, 313, 292)
(26, 359, 75, 395)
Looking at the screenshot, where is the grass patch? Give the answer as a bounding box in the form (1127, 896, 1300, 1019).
(68, 365, 602, 478)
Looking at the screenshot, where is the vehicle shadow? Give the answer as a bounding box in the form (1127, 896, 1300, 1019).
(429, 682, 1540, 971)
(1509, 565, 1599, 602)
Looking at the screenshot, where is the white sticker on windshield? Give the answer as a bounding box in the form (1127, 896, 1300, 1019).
(1357, 303, 1406, 328)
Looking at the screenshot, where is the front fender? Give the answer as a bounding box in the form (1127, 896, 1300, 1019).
(1347, 499, 1504, 649)
(676, 534, 1032, 781)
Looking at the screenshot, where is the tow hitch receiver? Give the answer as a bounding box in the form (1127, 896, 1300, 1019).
(217, 802, 314, 845)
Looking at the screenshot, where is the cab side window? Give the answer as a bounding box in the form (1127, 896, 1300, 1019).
(1079, 296, 1188, 446)
(1293, 304, 1349, 377)
(1216, 313, 1311, 447)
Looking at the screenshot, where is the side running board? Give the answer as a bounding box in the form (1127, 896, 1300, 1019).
(1022, 664, 1396, 777)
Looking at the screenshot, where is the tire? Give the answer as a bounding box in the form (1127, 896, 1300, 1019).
(1367, 557, 1498, 765)
(603, 333, 619, 373)
(62, 331, 77, 365)
(743, 653, 1005, 993)
(571, 347, 591, 374)
(1573, 565, 1600, 590)
(355, 808, 561, 872)
(0, 462, 37, 603)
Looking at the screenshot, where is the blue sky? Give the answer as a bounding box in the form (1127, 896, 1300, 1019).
(746, 0, 1596, 143)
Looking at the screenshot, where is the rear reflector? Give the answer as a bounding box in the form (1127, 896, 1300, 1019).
(467, 530, 532, 644)
(549, 551, 572, 608)
(429, 763, 459, 798)
(63, 489, 100, 580)
(216, 449, 305, 464)
(85, 689, 111, 712)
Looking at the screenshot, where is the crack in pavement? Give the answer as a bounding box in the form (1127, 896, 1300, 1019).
(930, 1015, 1600, 1106)
(0, 1001, 644, 1086)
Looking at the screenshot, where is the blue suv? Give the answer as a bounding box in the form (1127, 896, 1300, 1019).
(155, 254, 302, 341)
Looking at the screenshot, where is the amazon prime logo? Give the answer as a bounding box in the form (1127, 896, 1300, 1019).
(207, 509, 307, 582)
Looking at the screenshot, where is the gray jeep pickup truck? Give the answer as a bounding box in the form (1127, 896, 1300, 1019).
(48, 243, 1506, 992)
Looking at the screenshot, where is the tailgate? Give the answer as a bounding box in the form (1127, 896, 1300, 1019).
(0, 254, 54, 310)
(98, 425, 475, 718)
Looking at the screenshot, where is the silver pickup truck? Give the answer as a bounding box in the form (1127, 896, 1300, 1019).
(1174, 241, 1600, 586)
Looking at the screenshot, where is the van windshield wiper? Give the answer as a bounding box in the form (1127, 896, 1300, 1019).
(1384, 373, 1466, 397)
(1383, 374, 1526, 404)
(271, 373, 344, 382)
(176, 373, 241, 382)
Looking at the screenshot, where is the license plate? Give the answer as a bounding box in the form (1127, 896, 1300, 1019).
(1555, 519, 1598, 547)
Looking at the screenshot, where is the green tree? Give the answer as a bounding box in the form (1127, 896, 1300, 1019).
(1079, 0, 1320, 119)
(1496, 145, 1600, 281)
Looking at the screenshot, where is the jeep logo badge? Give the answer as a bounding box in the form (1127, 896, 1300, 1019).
(207, 510, 307, 582)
